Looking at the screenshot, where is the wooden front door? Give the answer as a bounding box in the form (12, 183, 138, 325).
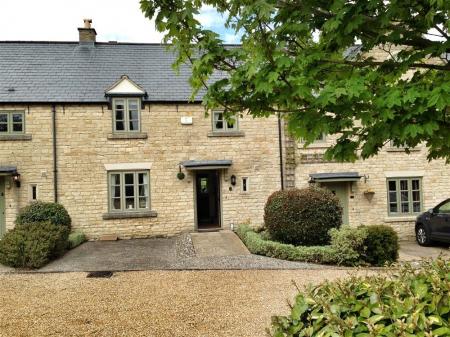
(196, 171, 220, 230)
(0, 178, 5, 238)
(323, 182, 349, 225)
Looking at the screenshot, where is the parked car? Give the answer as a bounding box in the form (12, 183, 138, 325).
(416, 198, 450, 246)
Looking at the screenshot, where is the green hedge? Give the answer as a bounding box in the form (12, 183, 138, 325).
(0, 221, 69, 269)
(272, 259, 450, 336)
(237, 224, 399, 266)
(68, 231, 87, 249)
(264, 187, 342, 246)
(363, 225, 399, 266)
(16, 201, 71, 230)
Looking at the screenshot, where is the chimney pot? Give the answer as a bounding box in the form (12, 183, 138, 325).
(83, 19, 92, 29)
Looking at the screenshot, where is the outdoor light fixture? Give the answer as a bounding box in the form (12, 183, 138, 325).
(230, 175, 237, 186)
(12, 172, 21, 188)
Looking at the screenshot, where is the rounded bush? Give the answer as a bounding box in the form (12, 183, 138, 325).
(16, 201, 71, 230)
(0, 221, 69, 269)
(362, 224, 399, 266)
(264, 187, 342, 246)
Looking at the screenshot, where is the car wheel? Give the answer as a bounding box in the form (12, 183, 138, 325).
(416, 224, 431, 246)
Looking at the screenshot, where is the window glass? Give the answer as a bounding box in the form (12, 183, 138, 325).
(113, 99, 140, 133)
(213, 111, 238, 132)
(0, 112, 24, 134)
(438, 200, 450, 214)
(109, 171, 149, 212)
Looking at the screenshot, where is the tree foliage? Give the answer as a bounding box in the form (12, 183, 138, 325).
(140, 0, 450, 161)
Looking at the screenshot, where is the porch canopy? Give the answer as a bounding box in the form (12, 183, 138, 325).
(0, 166, 17, 175)
(309, 172, 362, 183)
(181, 160, 232, 171)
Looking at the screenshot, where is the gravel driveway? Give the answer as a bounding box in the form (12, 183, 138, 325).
(0, 269, 371, 337)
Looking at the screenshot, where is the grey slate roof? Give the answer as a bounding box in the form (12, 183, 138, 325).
(0, 41, 218, 103)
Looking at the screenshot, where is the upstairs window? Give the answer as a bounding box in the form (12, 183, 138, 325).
(0, 111, 25, 134)
(213, 111, 238, 132)
(113, 98, 140, 133)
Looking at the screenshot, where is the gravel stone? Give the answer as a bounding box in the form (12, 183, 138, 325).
(175, 232, 196, 259)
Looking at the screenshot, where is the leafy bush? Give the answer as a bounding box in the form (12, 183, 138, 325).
(329, 226, 368, 266)
(0, 222, 69, 269)
(264, 187, 342, 246)
(68, 231, 87, 249)
(237, 225, 338, 264)
(363, 225, 399, 266)
(16, 201, 71, 230)
(271, 259, 450, 336)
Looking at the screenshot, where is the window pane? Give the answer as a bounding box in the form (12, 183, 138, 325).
(125, 198, 135, 210)
(214, 112, 223, 121)
(0, 114, 7, 123)
(390, 203, 398, 213)
(401, 203, 409, 213)
(215, 120, 224, 130)
(115, 110, 124, 121)
(129, 120, 139, 131)
(400, 180, 408, 191)
(116, 121, 125, 131)
(139, 197, 148, 209)
(0, 123, 7, 133)
(138, 185, 148, 197)
(388, 180, 396, 191)
(129, 109, 139, 121)
(115, 101, 125, 110)
(400, 191, 409, 202)
(413, 202, 421, 212)
(125, 185, 135, 197)
(112, 198, 121, 210)
(389, 191, 397, 203)
(111, 186, 120, 198)
(128, 100, 139, 111)
(13, 123, 23, 132)
(12, 114, 23, 123)
(138, 173, 147, 185)
(111, 174, 121, 186)
(227, 120, 236, 129)
(412, 179, 420, 190)
(412, 191, 420, 202)
(125, 173, 134, 185)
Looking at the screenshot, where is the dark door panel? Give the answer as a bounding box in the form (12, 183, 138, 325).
(196, 171, 220, 229)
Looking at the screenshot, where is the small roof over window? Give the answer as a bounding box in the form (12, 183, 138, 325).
(181, 160, 232, 170)
(105, 75, 147, 97)
(309, 172, 362, 182)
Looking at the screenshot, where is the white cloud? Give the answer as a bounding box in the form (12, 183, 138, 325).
(0, 0, 164, 43)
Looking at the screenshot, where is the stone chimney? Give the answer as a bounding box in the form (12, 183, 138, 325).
(78, 19, 96, 43)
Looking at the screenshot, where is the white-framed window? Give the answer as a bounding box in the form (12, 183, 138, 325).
(212, 111, 238, 132)
(387, 177, 422, 216)
(242, 177, 249, 192)
(113, 98, 141, 133)
(29, 184, 38, 201)
(0, 111, 25, 134)
(108, 171, 149, 212)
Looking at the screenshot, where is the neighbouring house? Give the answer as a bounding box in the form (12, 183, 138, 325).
(0, 20, 448, 240)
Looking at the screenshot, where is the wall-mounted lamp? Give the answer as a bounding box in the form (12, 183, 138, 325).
(363, 174, 370, 183)
(177, 165, 185, 180)
(12, 172, 21, 188)
(230, 175, 237, 186)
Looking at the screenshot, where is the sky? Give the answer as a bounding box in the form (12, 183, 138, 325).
(0, 0, 240, 43)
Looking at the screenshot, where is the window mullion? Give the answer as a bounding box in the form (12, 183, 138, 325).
(125, 99, 129, 132)
(134, 172, 138, 210)
(120, 172, 125, 211)
(396, 180, 401, 214)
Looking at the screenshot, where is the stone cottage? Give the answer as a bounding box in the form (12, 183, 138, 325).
(0, 20, 448, 239)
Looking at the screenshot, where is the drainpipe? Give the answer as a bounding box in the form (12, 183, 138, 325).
(52, 104, 58, 203)
(278, 113, 284, 190)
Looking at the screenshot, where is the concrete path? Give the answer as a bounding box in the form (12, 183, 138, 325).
(190, 230, 250, 257)
(399, 240, 450, 261)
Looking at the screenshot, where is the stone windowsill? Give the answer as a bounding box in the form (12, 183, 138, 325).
(386, 147, 420, 152)
(102, 210, 158, 220)
(0, 134, 32, 141)
(384, 216, 417, 223)
(107, 132, 148, 140)
(207, 131, 245, 137)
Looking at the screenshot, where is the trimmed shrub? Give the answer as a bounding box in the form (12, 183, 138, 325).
(0, 221, 69, 269)
(363, 225, 399, 266)
(271, 259, 450, 336)
(16, 201, 71, 230)
(329, 226, 368, 266)
(264, 187, 342, 246)
(237, 225, 338, 264)
(68, 231, 87, 249)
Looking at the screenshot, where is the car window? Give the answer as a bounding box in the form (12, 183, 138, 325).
(437, 200, 450, 214)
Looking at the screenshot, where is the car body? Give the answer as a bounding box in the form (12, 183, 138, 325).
(415, 198, 450, 245)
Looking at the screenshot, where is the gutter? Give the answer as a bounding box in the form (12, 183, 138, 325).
(278, 113, 284, 190)
(52, 104, 58, 203)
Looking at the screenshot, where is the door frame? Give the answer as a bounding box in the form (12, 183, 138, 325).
(193, 170, 223, 231)
(0, 177, 5, 238)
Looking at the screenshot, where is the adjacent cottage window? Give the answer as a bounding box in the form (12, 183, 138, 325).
(242, 177, 249, 192)
(113, 98, 140, 133)
(29, 184, 38, 201)
(387, 178, 422, 215)
(213, 111, 238, 132)
(0, 111, 25, 134)
(109, 171, 149, 212)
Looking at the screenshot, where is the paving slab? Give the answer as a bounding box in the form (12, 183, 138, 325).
(190, 230, 250, 257)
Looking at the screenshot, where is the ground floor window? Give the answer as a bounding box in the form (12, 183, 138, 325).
(387, 177, 422, 216)
(108, 171, 149, 212)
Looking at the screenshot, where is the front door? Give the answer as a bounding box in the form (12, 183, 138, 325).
(0, 178, 5, 238)
(196, 171, 221, 230)
(322, 182, 349, 225)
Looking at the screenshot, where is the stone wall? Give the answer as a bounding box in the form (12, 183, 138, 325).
(0, 103, 281, 239)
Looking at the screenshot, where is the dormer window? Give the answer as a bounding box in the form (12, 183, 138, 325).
(113, 98, 140, 132)
(105, 75, 147, 137)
